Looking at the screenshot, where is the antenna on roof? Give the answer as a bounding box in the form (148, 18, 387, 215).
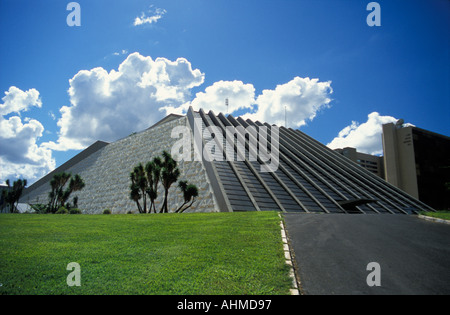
(225, 98, 229, 115)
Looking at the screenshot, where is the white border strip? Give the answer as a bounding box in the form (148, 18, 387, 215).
(418, 214, 450, 225)
(279, 213, 300, 295)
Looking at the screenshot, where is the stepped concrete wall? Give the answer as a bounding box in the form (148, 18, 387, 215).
(21, 116, 219, 214)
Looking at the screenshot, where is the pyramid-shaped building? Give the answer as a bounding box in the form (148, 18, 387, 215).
(21, 107, 434, 214)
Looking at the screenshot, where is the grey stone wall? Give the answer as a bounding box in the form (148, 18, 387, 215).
(21, 116, 219, 214)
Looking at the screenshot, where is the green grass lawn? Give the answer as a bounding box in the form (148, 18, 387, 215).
(421, 211, 450, 221)
(0, 211, 292, 295)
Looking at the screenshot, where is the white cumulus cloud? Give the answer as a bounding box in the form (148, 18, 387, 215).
(242, 77, 333, 127)
(327, 112, 414, 155)
(0, 86, 42, 115)
(169, 77, 333, 128)
(0, 87, 55, 184)
(164, 80, 256, 115)
(44, 52, 205, 151)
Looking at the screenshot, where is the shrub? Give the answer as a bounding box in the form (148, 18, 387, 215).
(56, 206, 68, 214)
(69, 208, 82, 214)
(103, 209, 111, 214)
(29, 204, 49, 214)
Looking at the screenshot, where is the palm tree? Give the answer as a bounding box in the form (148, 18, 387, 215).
(3, 179, 27, 213)
(145, 156, 162, 213)
(129, 172, 144, 213)
(48, 172, 71, 213)
(151, 156, 162, 212)
(129, 183, 143, 213)
(175, 180, 199, 213)
(146, 187, 158, 213)
(61, 174, 85, 207)
(69, 174, 85, 192)
(47, 173, 85, 213)
(159, 151, 180, 213)
(132, 163, 149, 213)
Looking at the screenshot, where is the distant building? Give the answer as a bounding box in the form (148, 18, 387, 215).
(334, 147, 384, 179)
(382, 122, 450, 210)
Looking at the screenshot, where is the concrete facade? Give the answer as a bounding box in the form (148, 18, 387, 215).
(382, 122, 450, 209)
(20, 108, 435, 214)
(21, 116, 219, 214)
(382, 123, 419, 198)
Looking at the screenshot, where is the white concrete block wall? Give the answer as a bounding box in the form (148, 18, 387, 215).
(21, 117, 219, 214)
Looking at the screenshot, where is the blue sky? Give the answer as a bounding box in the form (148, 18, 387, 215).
(0, 0, 449, 184)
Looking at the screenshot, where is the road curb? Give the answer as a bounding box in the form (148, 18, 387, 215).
(279, 213, 300, 295)
(418, 214, 450, 225)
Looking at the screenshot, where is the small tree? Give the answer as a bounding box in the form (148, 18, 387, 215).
(2, 179, 27, 213)
(175, 180, 199, 213)
(130, 152, 195, 214)
(48, 173, 84, 213)
(48, 173, 71, 213)
(159, 151, 180, 213)
(62, 174, 85, 207)
(131, 163, 149, 213)
(145, 156, 162, 213)
(130, 171, 144, 213)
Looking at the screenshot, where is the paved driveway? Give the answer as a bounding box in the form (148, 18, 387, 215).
(284, 214, 450, 295)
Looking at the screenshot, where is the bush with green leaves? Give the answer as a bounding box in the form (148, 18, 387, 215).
(29, 204, 48, 214)
(56, 206, 68, 214)
(103, 209, 111, 214)
(69, 208, 82, 214)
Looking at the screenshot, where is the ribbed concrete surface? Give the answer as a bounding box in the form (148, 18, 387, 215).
(21, 116, 218, 214)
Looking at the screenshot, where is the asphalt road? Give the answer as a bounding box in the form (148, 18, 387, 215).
(284, 214, 450, 295)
